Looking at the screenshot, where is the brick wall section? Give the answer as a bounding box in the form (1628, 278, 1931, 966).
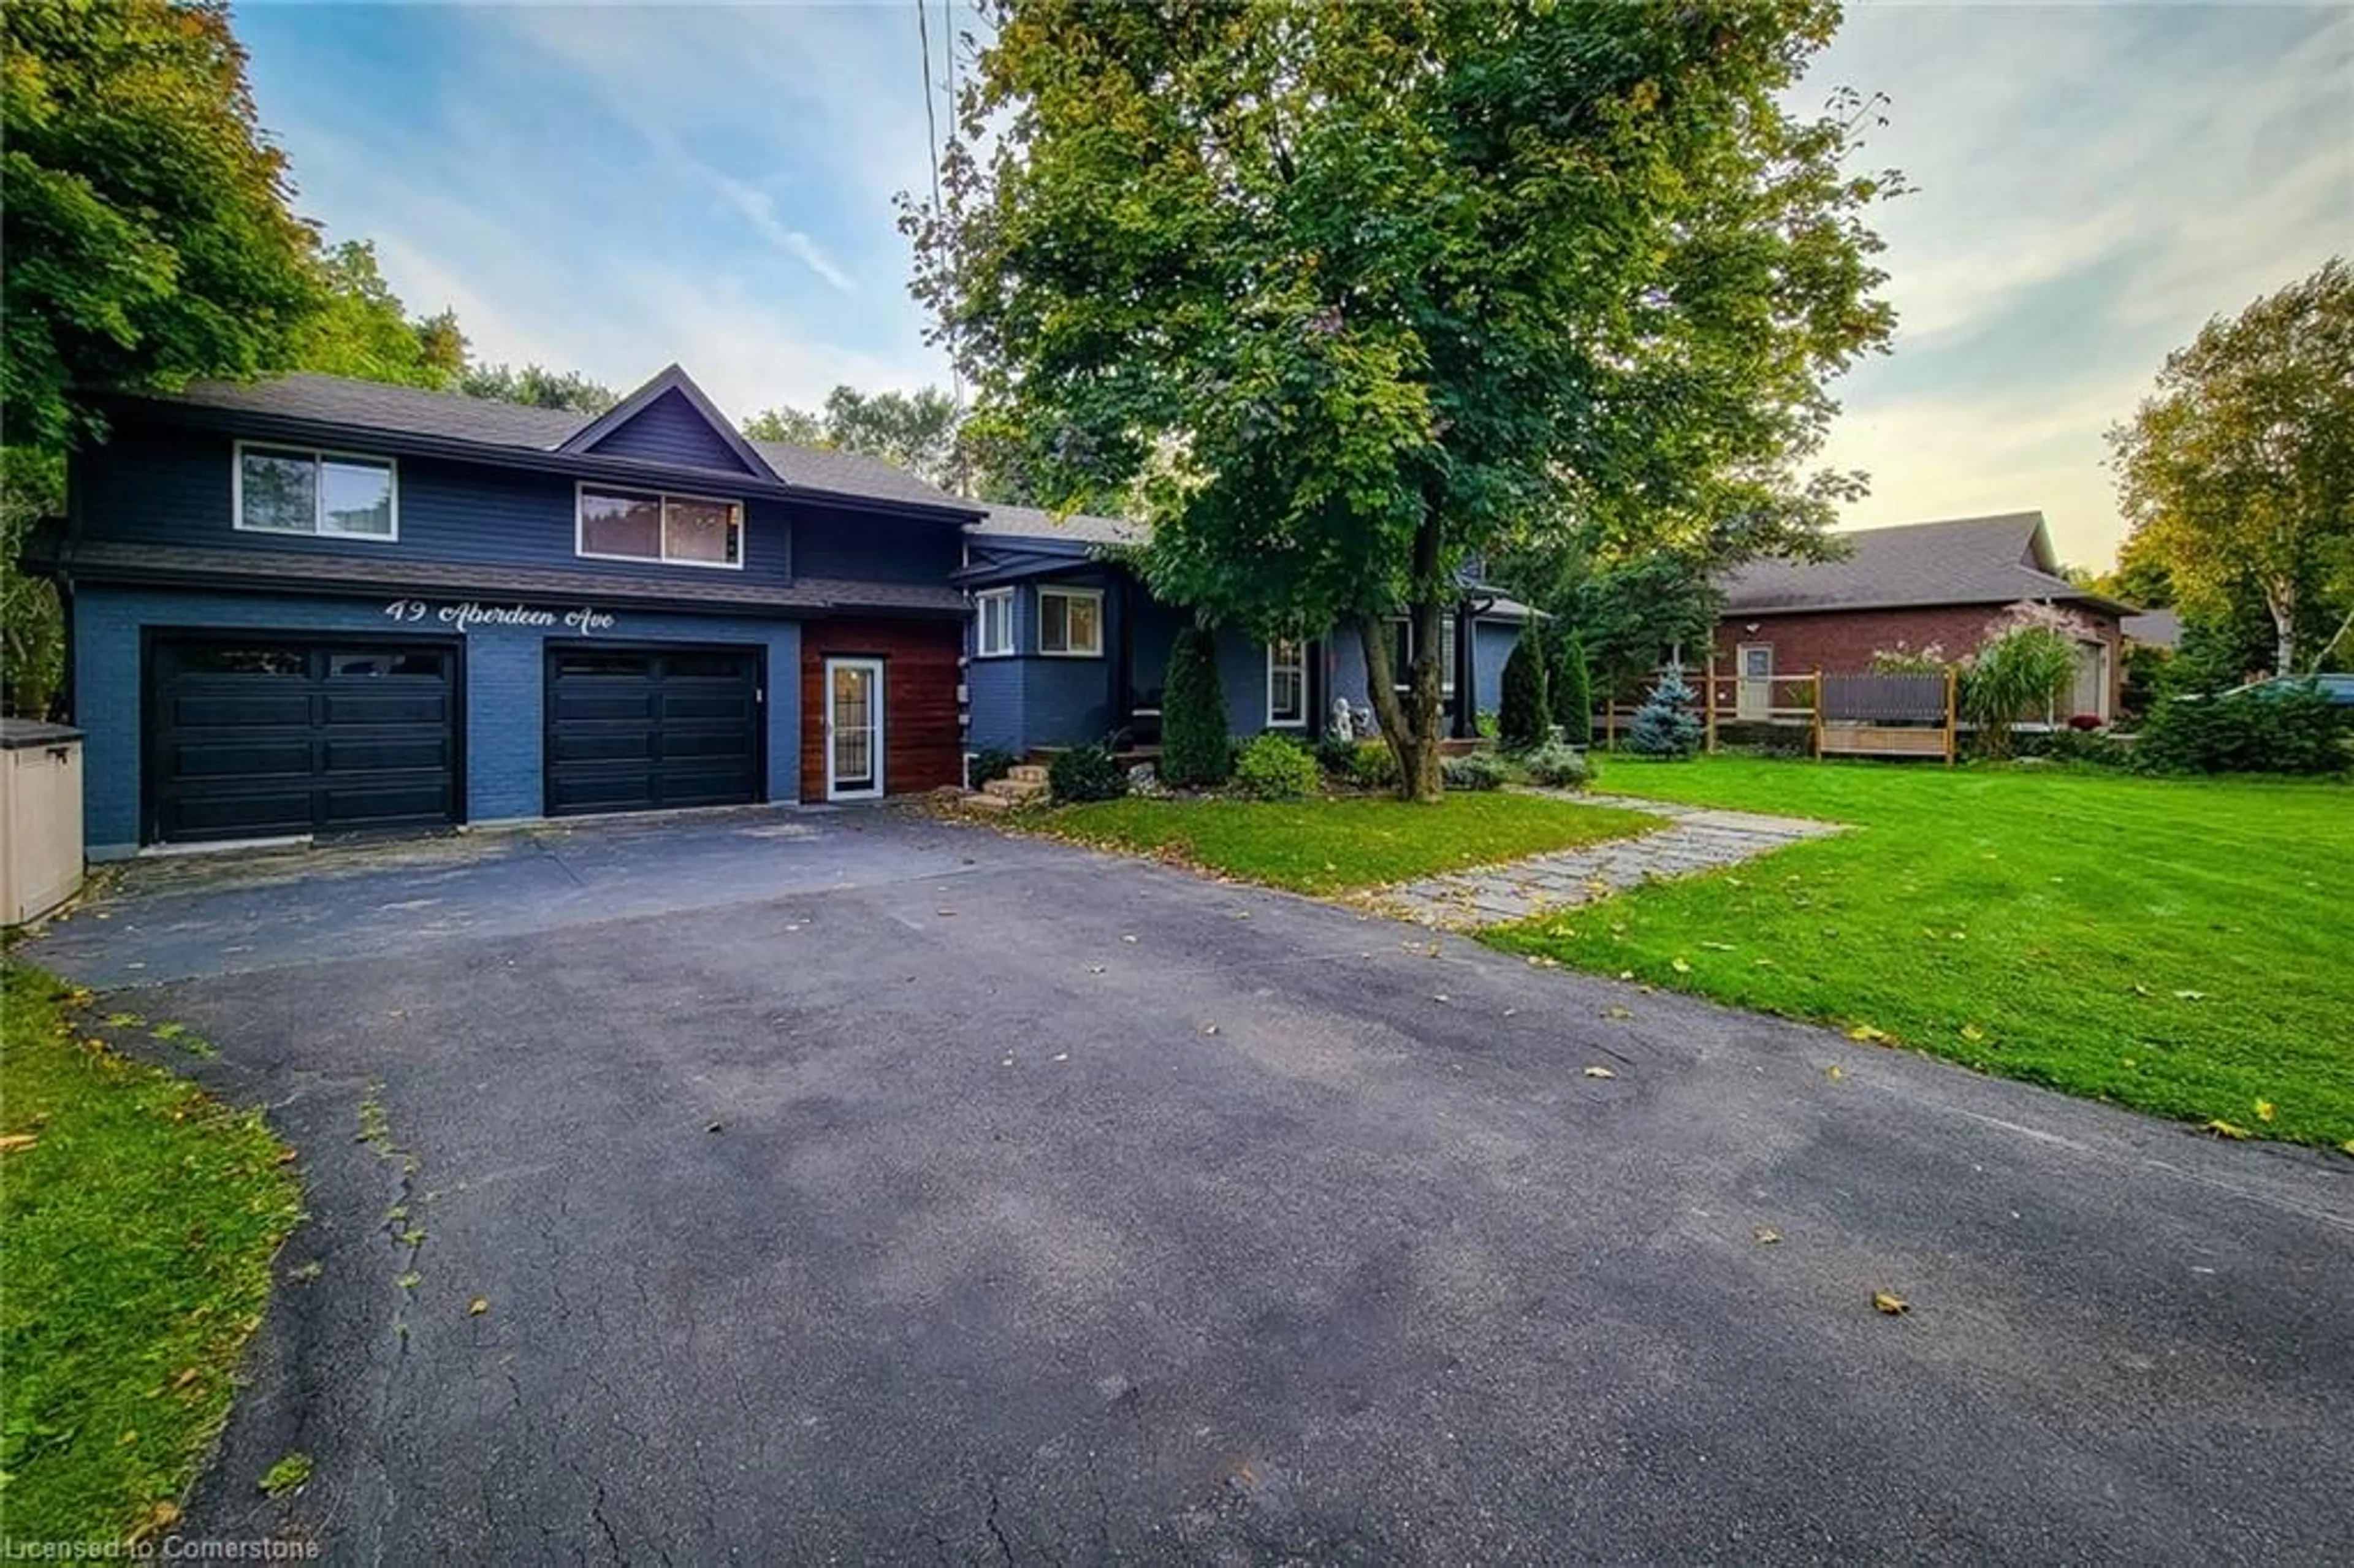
(800, 618, 964, 799)
(1711, 604, 2123, 715)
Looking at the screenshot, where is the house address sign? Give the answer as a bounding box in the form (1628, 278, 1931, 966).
(383, 599, 617, 636)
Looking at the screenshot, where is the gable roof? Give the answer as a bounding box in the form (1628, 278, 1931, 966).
(114, 372, 982, 518)
(556, 363, 775, 479)
(1719, 512, 2130, 617)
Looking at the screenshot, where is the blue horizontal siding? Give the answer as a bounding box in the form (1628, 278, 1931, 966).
(577, 387, 756, 473)
(1473, 618, 1522, 718)
(72, 585, 803, 853)
(79, 424, 804, 588)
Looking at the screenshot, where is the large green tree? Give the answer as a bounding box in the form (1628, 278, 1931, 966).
(2108, 258, 2354, 676)
(744, 385, 967, 490)
(457, 362, 619, 414)
(2, 0, 322, 448)
(910, 0, 1895, 797)
(296, 240, 466, 389)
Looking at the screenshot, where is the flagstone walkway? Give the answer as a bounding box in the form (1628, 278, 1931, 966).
(1372, 790, 1848, 931)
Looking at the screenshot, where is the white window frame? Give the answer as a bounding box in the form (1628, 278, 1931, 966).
(574, 482, 745, 571)
(1037, 585, 1105, 658)
(975, 588, 1015, 658)
(1266, 637, 1308, 728)
(1388, 614, 1458, 696)
(233, 440, 400, 542)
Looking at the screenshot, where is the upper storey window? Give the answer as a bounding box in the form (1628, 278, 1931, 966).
(577, 485, 743, 569)
(236, 443, 397, 540)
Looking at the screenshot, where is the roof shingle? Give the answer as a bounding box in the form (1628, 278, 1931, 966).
(123, 373, 981, 516)
(1718, 513, 2124, 615)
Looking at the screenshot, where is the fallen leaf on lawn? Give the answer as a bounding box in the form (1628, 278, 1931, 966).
(1669, 958, 1692, 975)
(0, 1133, 37, 1154)
(1960, 1025, 1986, 1043)
(1582, 1065, 1617, 1079)
(1616, 970, 1634, 981)
(2255, 1100, 2276, 1122)
(1872, 1291, 1910, 1315)
(1847, 1024, 1892, 1045)
(2173, 989, 2207, 1002)
(1701, 941, 1735, 951)
(1753, 1227, 1782, 1245)
(2201, 1119, 2252, 1140)
(468, 1298, 489, 1316)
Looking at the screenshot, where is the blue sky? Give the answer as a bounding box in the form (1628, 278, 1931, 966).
(238, 2, 2350, 568)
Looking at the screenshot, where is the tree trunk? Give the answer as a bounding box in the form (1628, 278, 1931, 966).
(2267, 576, 2298, 676)
(1357, 511, 1449, 802)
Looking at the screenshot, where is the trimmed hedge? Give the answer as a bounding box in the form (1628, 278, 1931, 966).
(1048, 743, 1129, 802)
(1233, 733, 1322, 799)
(1162, 626, 1232, 787)
(1441, 750, 1512, 791)
(2135, 686, 2348, 775)
(1499, 636, 1550, 751)
(1522, 741, 1595, 789)
(1550, 634, 1593, 746)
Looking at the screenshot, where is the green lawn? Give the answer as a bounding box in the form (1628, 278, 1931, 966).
(1042, 791, 1656, 896)
(0, 966, 304, 1547)
(1485, 758, 2354, 1151)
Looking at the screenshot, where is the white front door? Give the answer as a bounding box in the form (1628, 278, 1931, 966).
(825, 657, 884, 801)
(1736, 644, 1773, 720)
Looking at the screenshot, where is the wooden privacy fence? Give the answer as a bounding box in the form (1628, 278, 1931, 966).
(1596, 660, 1956, 763)
(1813, 669, 1957, 762)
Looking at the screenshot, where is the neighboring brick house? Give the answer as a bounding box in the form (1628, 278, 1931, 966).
(1711, 512, 2132, 725)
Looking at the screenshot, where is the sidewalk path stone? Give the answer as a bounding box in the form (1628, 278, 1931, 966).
(1371, 789, 1848, 931)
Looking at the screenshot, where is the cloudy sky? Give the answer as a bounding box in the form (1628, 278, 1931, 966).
(239, 2, 2350, 569)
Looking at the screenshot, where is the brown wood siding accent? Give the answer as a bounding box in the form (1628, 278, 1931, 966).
(800, 618, 964, 799)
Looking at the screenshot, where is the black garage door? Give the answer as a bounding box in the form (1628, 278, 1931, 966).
(544, 646, 763, 816)
(149, 637, 460, 843)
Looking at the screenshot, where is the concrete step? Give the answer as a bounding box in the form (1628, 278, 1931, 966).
(956, 792, 1016, 813)
(1005, 764, 1049, 784)
(982, 775, 1048, 802)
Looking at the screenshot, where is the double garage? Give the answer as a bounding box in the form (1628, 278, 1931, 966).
(147, 635, 765, 842)
(77, 588, 962, 856)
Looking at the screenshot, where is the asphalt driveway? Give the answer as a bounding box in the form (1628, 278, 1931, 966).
(31, 807, 2354, 1564)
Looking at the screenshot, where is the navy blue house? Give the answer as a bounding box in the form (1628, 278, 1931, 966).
(958, 505, 1531, 758)
(46, 365, 1529, 858)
